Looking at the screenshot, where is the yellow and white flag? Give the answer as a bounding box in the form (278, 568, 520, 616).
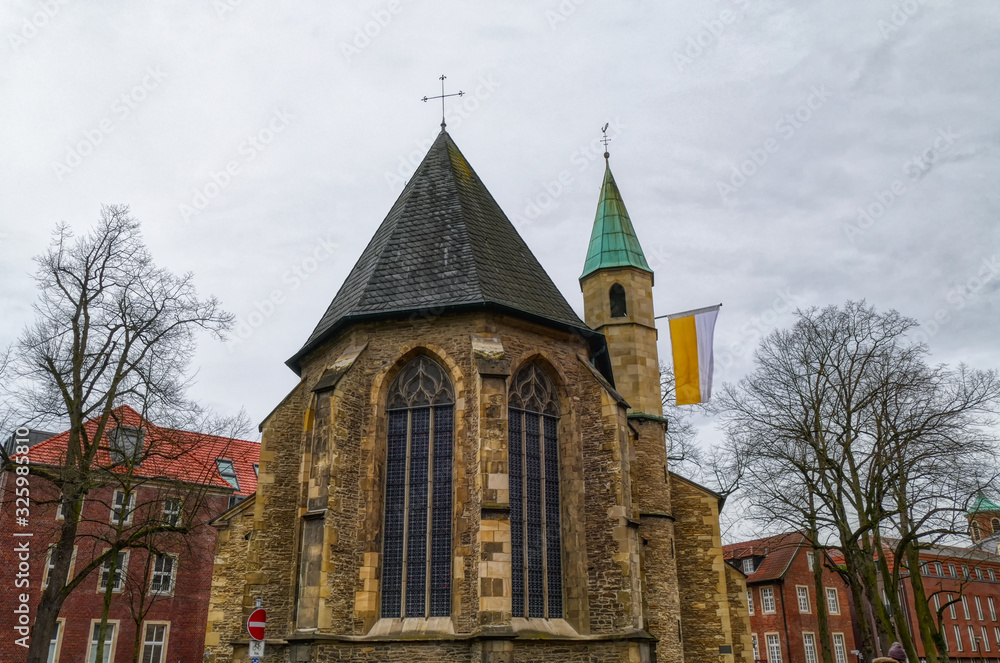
(667, 304, 721, 406)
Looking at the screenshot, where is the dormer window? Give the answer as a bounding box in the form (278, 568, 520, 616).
(216, 459, 239, 490)
(742, 558, 755, 574)
(110, 426, 144, 465)
(609, 283, 627, 318)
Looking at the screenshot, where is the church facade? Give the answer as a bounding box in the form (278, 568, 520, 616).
(205, 129, 751, 663)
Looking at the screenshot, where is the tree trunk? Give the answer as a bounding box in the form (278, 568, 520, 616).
(812, 546, 834, 663)
(904, 545, 946, 663)
(25, 486, 83, 663)
(93, 550, 120, 663)
(874, 544, 918, 663)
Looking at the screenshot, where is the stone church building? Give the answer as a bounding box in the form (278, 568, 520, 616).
(205, 128, 752, 662)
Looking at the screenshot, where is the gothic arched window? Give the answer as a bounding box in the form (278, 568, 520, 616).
(508, 363, 562, 619)
(610, 283, 627, 318)
(381, 355, 455, 619)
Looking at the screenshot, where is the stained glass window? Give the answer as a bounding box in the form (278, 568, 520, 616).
(381, 355, 455, 619)
(509, 363, 562, 618)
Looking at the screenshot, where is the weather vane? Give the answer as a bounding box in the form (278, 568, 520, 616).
(422, 75, 464, 129)
(601, 122, 611, 160)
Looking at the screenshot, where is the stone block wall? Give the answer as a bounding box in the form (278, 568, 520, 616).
(206, 311, 662, 661)
(672, 473, 739, 663)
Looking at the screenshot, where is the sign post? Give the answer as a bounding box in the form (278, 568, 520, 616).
(247, 605, 266, 661)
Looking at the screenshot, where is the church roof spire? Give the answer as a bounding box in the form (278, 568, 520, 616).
(970, 493, 1000, 514)
(580, 154, 651, 280)
(287, 130, 600, 375)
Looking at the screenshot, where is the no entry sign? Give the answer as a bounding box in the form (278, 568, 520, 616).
(247, 608, 267, 641)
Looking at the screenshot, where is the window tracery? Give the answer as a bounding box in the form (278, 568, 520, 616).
(381, 355, 454, 619)
(509, 362, 562, 618)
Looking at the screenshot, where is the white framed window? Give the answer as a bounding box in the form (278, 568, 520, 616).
(743, 558, 755, 574)
(766, 633, 782, 663)
(110, 490, 135, 526)
(826, 587, 840, 614)
(976, 567, 985, 580)
(141, 622, 169, 663)
(748, 589, 755, 615)
(983, 626, 991, 652)
(87, 621, 118, 663)
(832, 633, 847, 663)
(761, 586, 776, 613)
(42, 546, 57, 589)
(935, 561, 943, 576)
(47, 618, 65, 663)
(962, 565, 971, 579)
(993, 626, 1000, 647)
(949, 563, 958, 577)
(933, 593, 941, 613)
(98, 550, 128, 592)
(976, 595, 985, 621)
(954, 624, 964, 651)
(807, 551, 815, 571)
(989, 568, 997, 582)
(948, 594, 957, 619)
(56, 495, 68, 521)
(150, 554, 176, 595)
(963, 595, 972, 620)
(752, 634, 760, 661)
(989, 596, 997, 621)
(969, 625, 978, 651)
(162, 498, 181, 526)
(42, 546, 77, 590)
(803, 633, 818, 663)
(797, 586, 811, 613)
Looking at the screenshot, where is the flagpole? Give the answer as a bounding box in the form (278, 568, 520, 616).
(655, 303, 722, 320)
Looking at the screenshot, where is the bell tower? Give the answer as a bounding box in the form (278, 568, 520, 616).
(579, 152, 662, 417)
(581, 147, 683, 661)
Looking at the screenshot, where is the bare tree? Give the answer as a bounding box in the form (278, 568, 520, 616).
(714, 302, 1000, 663)
(3, 205, 240, 663)
(659, 361, 705, 477)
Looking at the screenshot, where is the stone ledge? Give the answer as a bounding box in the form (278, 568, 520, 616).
(249, 626, 658, 644)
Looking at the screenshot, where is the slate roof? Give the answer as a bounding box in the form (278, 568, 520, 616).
(580, 160, 651, 279)
(18, 406, 259, 496)
(288, 129, 599, 374)
(723, 532, 805, 582)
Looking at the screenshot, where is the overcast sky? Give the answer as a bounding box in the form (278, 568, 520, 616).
(2, 2, 997, 464)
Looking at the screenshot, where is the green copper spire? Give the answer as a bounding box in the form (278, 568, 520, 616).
(969, 493, 1000, 514)
(581, 159, 652, 279)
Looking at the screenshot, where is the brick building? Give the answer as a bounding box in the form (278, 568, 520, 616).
(969, 494, 1000, 556)
(876, 537, 1000, 662)
(0, 406, 258, 662)
(725, 533, 856, 663)
(205, 128, 753, 662)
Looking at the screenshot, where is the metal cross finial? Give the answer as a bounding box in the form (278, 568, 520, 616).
(601, 122, 611, 160)
(422, 75, 464, 130)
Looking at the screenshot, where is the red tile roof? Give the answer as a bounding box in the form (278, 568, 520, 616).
(17, 406, 259, 496)
(724, 532, 805, 582)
